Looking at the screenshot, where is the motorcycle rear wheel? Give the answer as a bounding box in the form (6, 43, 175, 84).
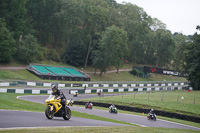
(63, 107, 71, 120)
(45, 106, 54, 119)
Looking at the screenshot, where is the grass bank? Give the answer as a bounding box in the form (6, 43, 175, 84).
(0, 69, 187, 82)
(0, 126, 199, 133)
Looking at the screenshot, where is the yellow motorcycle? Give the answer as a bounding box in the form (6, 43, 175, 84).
(45, 95, 71, 120)
(73, 92, 78, 97)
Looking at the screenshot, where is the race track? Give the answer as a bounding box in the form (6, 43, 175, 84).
(1, 92, 200, 130)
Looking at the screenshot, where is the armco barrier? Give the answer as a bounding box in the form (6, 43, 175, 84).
(0, 88, 51, 94)
(74, 101, 200, 123)
(69, 86, 189, 94)
(0, 81, 190, 89)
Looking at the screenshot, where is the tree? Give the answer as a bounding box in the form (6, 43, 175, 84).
(100, 25, 128, 73)
(17, 34, 42, 64)
(91, 50, 108, 76)
(173, 33, 190, 73)
(150, 18, 166, 31)
(118, 3, 153, 64)
(82, 0, 110, 69)
(154, 29, 175, 67)
(184, 26, 200, 90)
(0, 0, 27, 40)
(62, 38, 86, 66)
(0, 19, 16, 62)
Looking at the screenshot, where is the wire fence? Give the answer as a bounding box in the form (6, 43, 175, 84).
(100, 90, 200, 105)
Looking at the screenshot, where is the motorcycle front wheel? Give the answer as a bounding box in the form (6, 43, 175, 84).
(63, 107, 71, 120)
(85, 103, 88, 109)
(45, 106, 54, 119)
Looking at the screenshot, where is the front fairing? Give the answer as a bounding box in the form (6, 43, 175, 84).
(45, 95, 55, 102)
(45, 95, 61, 104)
(45, 94, 62, 114)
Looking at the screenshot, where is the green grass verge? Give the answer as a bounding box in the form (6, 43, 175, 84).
(80, 90, 200, 117)
(0, 70, 86, 83)
(90, 71, 187, 82)
(0, 126, 199, 133)
(0, 70, 41, 81)
(0, 93, 135, 126)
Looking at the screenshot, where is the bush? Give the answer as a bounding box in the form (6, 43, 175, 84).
(17, 34, 42, 64)
(43, 48, 61, 62)
(131, 68, 138, 75)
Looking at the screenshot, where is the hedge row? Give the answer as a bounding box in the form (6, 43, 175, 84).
(74, 101, 200, 123)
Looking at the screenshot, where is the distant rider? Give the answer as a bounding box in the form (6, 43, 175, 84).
(88, 101, 93, 107)
(51, 85, 66, 108)
(148, 109, 155, 118)
(110, 104, 115, 111)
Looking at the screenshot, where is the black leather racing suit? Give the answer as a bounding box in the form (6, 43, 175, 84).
(52, 89, 66, 108)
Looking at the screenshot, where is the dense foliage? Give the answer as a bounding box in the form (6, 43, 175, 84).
(183, 26, 200, 90)
(0, 18, 16, 62)
(0, 0, 199, 87)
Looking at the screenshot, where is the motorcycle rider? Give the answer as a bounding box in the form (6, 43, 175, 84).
(69, 98, 73, 103)
(74, 92, 78, 97)
(110, 104, 115, 111)
(88, 101, 93, 107)
(148, 109, 155, 118)
(51, 84, 66, 108)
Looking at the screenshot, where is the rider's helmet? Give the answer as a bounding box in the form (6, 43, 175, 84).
(89, 101, 91, 103)
(52, 84, 58, 93)
(151, 109, 154, 112)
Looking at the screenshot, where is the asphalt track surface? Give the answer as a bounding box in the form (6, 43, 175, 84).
(0, 110, 126, 129)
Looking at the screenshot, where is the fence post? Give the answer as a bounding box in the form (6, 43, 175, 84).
(193, 97, 195, 104)
(177, 95, 179, 103)
(161, 94, 164, 101)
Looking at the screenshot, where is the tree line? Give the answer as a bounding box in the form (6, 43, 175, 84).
(0, 0, 199, 89)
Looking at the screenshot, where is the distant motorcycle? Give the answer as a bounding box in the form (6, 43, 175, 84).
(73, 92, 78, 97)
(147, 113, 156, 121)
(98, 91, 101, 96)
(109, 106, 117, 114)
(85, 102, 93, 109)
